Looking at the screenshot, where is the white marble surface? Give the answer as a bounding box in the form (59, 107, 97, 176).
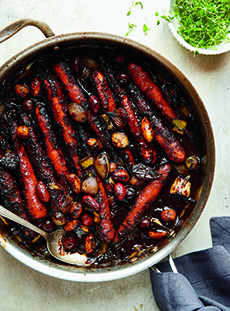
(0, 0, 229, 310)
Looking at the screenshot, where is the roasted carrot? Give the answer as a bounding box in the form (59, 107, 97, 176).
(19, 113, 68, 214)
(43, 77, 82, 177)
(53, 61, 88, 109)
(128, 82, 186, 164)
(95, 174, 115, 243)
(12, 123, 47, 222)
(35, 104, 71, 194)
(113, 163, 172, 243)
(91, 70, 116, 112)
(99, 56, 157, 164)
(127, 62, 177, 123)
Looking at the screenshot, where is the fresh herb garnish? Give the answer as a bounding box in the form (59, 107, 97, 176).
(126, 1, 151, 36)
(143, 22, 151, 35)
(158, 0, 230, 53)
(127, 1, 144, 16)
(125, 23, 137, 36)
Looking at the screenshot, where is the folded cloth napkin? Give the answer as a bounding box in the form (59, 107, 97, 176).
(149, 217, 230, 311)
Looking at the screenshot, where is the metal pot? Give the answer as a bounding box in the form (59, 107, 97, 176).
(0, 19, 215, 282)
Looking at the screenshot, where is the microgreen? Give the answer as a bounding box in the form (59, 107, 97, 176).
(143, 19, 151, 35)
(158, 0, 230, 53)
(125, 23, 137, 36)
(127, 1, 144, 16)
(126, 1, 150, 36)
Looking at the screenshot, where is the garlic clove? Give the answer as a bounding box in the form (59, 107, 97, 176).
(111, 132, 129, 149)
(82, 177, 98, 196)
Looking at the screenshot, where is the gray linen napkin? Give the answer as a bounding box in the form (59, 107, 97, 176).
(149, 217, 230, 311)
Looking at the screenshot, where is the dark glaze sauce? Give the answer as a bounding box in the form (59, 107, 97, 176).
(0, 44, 203, 268)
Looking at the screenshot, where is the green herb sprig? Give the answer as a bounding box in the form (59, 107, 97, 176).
(126, 23, 137, 36)
(127, 1, 143, 16)
(143, 20, 151, 35)
(157, 0, 230, 54)
(126, 1, 151, 36)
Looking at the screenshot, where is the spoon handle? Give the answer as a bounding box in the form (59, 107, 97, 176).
(0, 204, 47, 239)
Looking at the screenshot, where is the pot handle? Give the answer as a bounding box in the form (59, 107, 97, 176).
(0, 19, 55, 43)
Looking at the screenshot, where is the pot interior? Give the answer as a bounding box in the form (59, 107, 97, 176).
(0, 33, 215, 281)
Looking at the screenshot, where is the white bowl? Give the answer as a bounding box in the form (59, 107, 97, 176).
(167, 0, 230, 55)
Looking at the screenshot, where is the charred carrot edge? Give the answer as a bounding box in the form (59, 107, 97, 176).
(95, 174, 115, 243)
(113, 163, 172, 244)
(53, 61, 88, 109)
(99, 56, 157, 164)
(12, 123, 47, 222)
(127, 62, 177, 123)
(128, 83, 186, 164)
(43, 77, 82, 177)
(0, 166, 28, 220)
(19, 113, 68, 214)
(35, 104, 71, 194)
(91, 70, 116, 112)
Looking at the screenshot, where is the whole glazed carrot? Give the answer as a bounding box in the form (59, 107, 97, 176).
(113, 163, 172, 244)
(12, 123, 47, 222)
(35, 104, 71, 194)
(91, 70, 117, 112)
(43, 77, 82, 177)
(53, 61, 88, 109)
(127, 62, 177, 123)
(19, 113, 68, 214)
(128, 82, 186, 164)
(95, 174, 115, 243)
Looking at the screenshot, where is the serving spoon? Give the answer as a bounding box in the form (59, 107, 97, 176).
(0, 204, 96, 266)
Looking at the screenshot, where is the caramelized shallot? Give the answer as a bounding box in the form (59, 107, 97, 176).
(68, 102, 87, 122)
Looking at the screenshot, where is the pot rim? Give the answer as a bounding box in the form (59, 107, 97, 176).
(0, 30, 215, 282)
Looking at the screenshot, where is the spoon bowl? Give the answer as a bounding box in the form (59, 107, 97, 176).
(0, 204, 96, 266)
